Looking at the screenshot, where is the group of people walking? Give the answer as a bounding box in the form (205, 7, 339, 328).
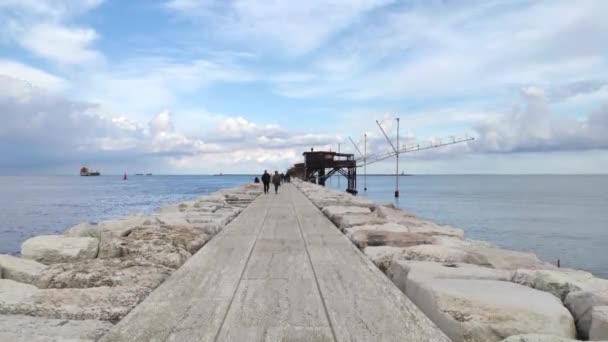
(254, 170, 289, 194)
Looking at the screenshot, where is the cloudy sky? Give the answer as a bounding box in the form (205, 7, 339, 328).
(1, 0, 607, 175)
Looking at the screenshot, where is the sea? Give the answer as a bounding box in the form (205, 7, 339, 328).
(1, 175, 606, 278)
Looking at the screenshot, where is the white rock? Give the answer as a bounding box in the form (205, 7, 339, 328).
(345, 222, 410, 235)
(0, 279, 150, 321)
(0, 254, 47, 285)
(322, 205, 372, 219)
(36, 258, 173, 290)
(387, 260, 512, 294)
(347, 230, 434, 248)
(98, 215, 151, 237)
(64, 222, 101, 239)
(0, 314, 113, 342)
(21, 236, 99, 264)
(374, 204, 416, 220)
(154, 213, 191, 227)
(408, 224, 465, 238)
(362, 246, 406, 271)
(373, 206, 464, 238)
(432, 236, 496, 249)
(565, 290, 608, 339)
(0, 279, 39, 304)
(64, 215, 151, 239)
(406, 278, 577, 342)
(401, 244, 488, 264)
(97, 225, 210, 269)
(590, 306, 608, 340)
(512, 269, 596, 301)
(499, 334, 581, 342)
(469, 247, 556, 270)
(330, 213, 386, 230)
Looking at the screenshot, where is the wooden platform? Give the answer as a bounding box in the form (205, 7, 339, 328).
(100, 184, 449, 342)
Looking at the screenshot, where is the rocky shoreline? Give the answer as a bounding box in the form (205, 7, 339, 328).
(0, 183, 262, 341)
(294, 179, 608, 342)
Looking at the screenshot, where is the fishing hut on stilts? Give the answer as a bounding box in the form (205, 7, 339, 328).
(302, 149, 358, 195)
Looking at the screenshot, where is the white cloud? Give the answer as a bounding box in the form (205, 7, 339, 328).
(20, 23, 102, 65)
(214, 117, 282, 140)
(474, 87, 608, 153)
(267, 1, 608, 100)
(0, 76, 339, 174)
(0, 0, 103, 19)
(166, 0, 396, 56)
(78, 58, 256, 119)
(0, 0, 104, 67)
(0, 60, 68, 91)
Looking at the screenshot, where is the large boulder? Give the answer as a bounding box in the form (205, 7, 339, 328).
(432, 236, 495, 249)
(330, 213, 386, 230)
(401, 244, 488, 264)
(387, 260, 512, 294)
(362, 246, 406, 272)
(345, 222, 409, 234)
(0, 279, 150, 321)
(0, 254, 47, 285)
(153, 213, 191, 227)
(97, 225, 210, 269)
(499, 334, 582, 342)
(0, 314, 113, 342)
(374, 205, 464, 238)
(346, 230, 434, 248)
(65, 215, 152, 239)
(36, 258, 173, 290)
(565, 290, 608, 340)
(511, 269, 597, 301)
(64, 222, 101, 239)
(406, 278, 576, 342)
(590, 306, 608, 340)
(322, 205, 372, 219)
(408, 223, 465, 239)
(374, 204, 416, 220)
(468, 247, 555, 270)
(21, 236, 99, 264)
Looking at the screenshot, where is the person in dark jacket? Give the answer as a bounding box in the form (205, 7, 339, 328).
(261, 170, 271, 194)
(272, 171, 281, 194)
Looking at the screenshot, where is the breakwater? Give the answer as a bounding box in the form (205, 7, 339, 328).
(0, 183, 262, 341)
(1, 180, 607, 341)
(295, 179, 608, 342)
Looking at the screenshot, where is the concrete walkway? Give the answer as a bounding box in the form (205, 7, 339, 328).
(100, 184, 448, 342)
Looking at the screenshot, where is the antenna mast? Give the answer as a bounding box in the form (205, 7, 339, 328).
(376, 118, 401, 198)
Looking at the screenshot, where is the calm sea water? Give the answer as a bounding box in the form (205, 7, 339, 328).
(328, 175, 608, 278)
(1, 175, 606, 278)
(0, 175, 251, 255)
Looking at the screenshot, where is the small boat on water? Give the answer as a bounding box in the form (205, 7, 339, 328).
(80, 167, 100, 176)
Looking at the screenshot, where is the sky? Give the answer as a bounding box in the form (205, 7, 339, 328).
(1, 0, 608, 175)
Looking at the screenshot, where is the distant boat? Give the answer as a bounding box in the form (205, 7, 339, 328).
(146, 173, 152, 176)
(80, 166, 100, 176)
(213, 172, 224, 176)
(135, 173, 144, 176)
(123, 173, 128, 180)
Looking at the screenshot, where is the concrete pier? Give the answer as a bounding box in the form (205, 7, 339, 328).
(100, 184, 449, 342)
